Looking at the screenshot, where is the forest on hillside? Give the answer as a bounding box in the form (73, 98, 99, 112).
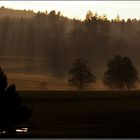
(0, 6, 140, 80)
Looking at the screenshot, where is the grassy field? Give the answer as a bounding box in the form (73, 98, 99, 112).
(16, 90, 140, 138)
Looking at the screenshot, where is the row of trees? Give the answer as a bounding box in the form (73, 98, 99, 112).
(1, 7, 140, 78)
(69, 55, 139, 90)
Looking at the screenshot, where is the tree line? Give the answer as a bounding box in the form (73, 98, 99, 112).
(1, 7, 140, 79)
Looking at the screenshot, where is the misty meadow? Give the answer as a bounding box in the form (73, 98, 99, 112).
(1, 4, 140, 138)
(1, 6, 140, 89)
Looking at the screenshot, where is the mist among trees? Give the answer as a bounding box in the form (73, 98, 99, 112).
(1, 7, 140, 89)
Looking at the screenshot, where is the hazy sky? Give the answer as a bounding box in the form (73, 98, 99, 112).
(0, 1, 140, 20)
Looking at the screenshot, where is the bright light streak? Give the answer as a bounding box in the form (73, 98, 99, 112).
(16, 128, 28, 133)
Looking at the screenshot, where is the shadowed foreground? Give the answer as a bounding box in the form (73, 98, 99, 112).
(13, 90, 140, 138)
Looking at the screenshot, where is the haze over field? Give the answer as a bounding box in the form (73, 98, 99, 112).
(0, 2, 140, 89)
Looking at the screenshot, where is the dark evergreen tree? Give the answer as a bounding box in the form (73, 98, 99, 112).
(0, 68, 32, 134)
(0, 68, 7, 93)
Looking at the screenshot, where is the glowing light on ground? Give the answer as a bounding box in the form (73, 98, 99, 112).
(0, 131, 7, 134)
(16, 128, 28, 133)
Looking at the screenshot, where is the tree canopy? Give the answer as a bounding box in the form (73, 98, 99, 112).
(103, 55, 139, 89)
(68, 58, 95, 89)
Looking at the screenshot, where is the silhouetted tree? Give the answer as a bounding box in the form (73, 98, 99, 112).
(68, 58, 95, 89)
(0, 68, 7, 93)
(103, 55, 139, 89)
(0, 68, 32, 135)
